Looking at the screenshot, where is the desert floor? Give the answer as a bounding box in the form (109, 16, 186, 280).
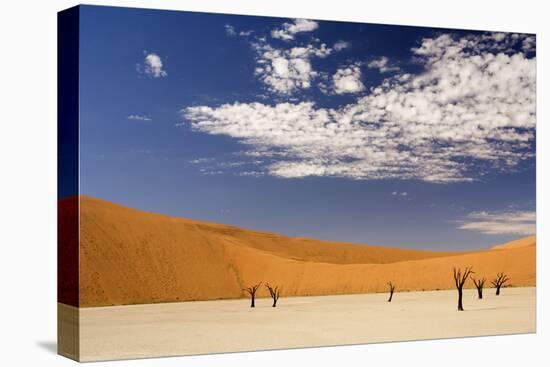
(63, 287, 536, 361)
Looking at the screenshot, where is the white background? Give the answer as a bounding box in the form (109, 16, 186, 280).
(0, 0, 547, 365)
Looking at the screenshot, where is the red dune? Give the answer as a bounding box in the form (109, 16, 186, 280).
(491, 236, 536, 250)
(58, 196, 535, 307)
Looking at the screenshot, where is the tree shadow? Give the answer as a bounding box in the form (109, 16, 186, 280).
(36, 340, 57, 354)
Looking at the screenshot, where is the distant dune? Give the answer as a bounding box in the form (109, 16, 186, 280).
(59, 196, 536, 307)
(491, 236, 536, 250)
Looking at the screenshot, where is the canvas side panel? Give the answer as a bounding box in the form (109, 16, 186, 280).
(57, 5, 80, 361)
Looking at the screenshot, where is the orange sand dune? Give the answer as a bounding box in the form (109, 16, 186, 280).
(491, 236, 536, 250)
(61, 196, 535, 307)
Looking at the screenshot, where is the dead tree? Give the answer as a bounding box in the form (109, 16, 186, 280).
(453, 266, 474, 311)
(491, 272, 510, 295)
(387, 281, 396, 302)
(471, 277, 486, 299)
(243, 282, 262, 308)
(265, 283, 281, 307)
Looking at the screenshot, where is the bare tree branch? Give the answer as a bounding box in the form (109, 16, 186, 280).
(243, 282, 262, 308)
(471, 276, 486, 299)
(265, 283, 281, 307)
(453, 266, 474, 311)
(491, 272, 510, 295)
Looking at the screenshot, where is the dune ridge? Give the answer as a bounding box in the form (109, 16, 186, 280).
(491, 236, 536, 250)
(59, 196, 536, 307)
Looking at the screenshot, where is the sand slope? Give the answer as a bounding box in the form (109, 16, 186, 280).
(61, 196, 535, 307)
(491, 236, 536, 250)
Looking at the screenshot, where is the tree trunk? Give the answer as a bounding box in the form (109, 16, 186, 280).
(496, 286, 500, 296)
(272, 299, 277, 307)
(477, 288, 483, 299)
(251, 296, 255, 308)
(457, 289, 464, 311)
(388, 291, 394, 302)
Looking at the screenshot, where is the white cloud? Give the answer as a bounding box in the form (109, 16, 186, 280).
(225, 24, 253, 37)
(332, 64, 365, 94)
(143, 53, 167, 78)
(127, 114, 152, 121)
(189, 157, 214, 164)
(199, 168, 224, 175)
(188, 155, 265, 178)
(247, 18, 338, 95)
(182, 32, 535, 183)
(225, 24, 236, 36)
(252, 41, 332, 94)
(333, 40, 351, 51)
(392, 191, 408, 196)
(367, 56, 400, 73)
(239, 171, 264, 177)
(522, 35, 536, 52)
(271, 19, 319, 41)
(458, 210, 535, 235)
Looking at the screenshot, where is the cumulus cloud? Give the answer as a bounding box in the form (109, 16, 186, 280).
(271, 19, 319, 41)
(333, 40, 351, 51)
(127, 114, 152, 121)
(246, 18, 345, 95)
(182, 32, 535, 183)
(239, 30, 254, 37)
(522, 35, 536, 52)
(253, 41, 332, 94)
(142, 53, 167, 78)
(225, 24, 237, 36)
(225, 24, 253, 37)
(458, 210, 535, 235)
(367, 56, 400, 73)
(332, 64, 365, 94)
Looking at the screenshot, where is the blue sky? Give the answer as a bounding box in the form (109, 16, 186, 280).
(78, 5, 536, 250)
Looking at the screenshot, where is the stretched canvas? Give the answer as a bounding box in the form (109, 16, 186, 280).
(58, 4, 536, 362)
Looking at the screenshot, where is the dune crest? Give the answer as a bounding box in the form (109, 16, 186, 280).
(59, 196, 536, 307)
(491, 236, 536, 250)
